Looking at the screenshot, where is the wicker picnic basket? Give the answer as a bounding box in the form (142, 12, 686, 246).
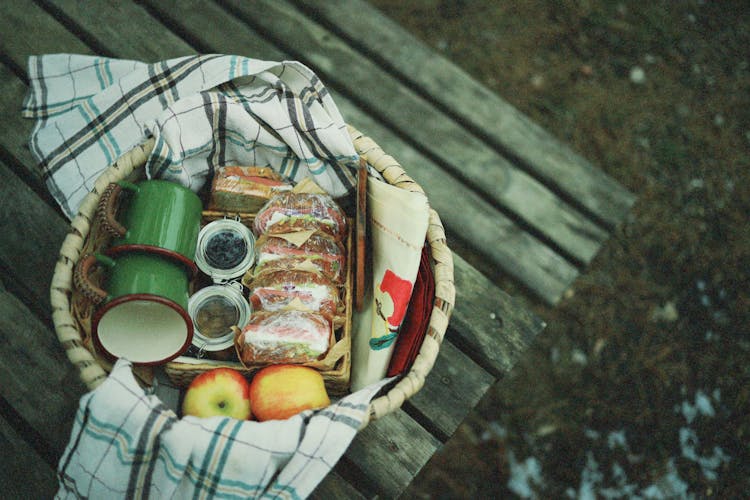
(50, 125, 454, 424)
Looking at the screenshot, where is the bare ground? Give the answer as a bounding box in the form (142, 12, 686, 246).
(369, 1, 750, 497)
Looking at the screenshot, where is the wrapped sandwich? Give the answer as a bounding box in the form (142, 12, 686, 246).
(253, 232, 346, 284)
(209, 166, 292, 213)
(248, 269, 341, 323)
(236, 310, 331, 365)
(253, 192, 347, 241)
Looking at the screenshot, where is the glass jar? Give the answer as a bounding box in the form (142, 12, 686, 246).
(188, 283, 252, 358)
(195, 218, 256, 282)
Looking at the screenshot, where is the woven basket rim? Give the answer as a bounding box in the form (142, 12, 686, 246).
(50, 126, 455, 425)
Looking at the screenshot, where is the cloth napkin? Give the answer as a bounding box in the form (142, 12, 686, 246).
(22, 54, 359, 219)
(350, 176, 430, 391)
(57, 359, 390, 499)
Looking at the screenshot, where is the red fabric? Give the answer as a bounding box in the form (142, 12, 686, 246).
(379, 269, 414, 329)
(386, 246, 436, 377)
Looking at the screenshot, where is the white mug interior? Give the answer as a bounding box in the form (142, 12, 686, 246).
(96, 298, 190, 364)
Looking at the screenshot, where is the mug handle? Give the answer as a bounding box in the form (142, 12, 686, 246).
(73, 253, 115, 305)
(96, 181, 139, 238)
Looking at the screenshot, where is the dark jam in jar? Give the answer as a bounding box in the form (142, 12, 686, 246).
(196, 219, 255, 281)
(194, 295, 240, 338)
(204, 230, 247, 270)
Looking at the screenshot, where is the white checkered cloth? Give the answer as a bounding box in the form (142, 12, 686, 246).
(22, 54, 359, 219)
(57, 360, 390, 499)
(23, 54, 383, 498)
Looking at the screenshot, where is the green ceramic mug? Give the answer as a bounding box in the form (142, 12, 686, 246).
(98, 180, 203, 260)
(75, 245, 197, 365)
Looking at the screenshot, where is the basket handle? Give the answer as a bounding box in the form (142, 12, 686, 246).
(73, 253, 114, 306)
(96, 182, 130, 238)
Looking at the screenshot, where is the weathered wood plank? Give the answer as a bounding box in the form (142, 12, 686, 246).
(0, 414, 59, 499)
(0, 65, 37, 174)
(0, 0, 185, 192)
(0, 62, 74, 222)
(0, 0, 92, 71)
(0, 272, 86, 456)
(405, 340, 494, 439)
(221, 0, 610, 266)
(346, 408, 441, 498)
(137, 0, 573, 305)
(311, 470, 367, 500)
(41, 0, 196, 61)
(0, 1, 92, 196)
(294, 0, 637, 229)
(451, 252, 546, 375)
(0, 158, 69, 312)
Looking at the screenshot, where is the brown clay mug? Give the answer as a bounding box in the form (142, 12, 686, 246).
(74, 245, 196, 365)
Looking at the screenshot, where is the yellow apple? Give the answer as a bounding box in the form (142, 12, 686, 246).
(250, 365, 330, 421)
(182, 367, 252, 420)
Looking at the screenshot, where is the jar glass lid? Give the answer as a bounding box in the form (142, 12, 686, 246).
(195, 219, 256, 282)
(194, 295, 240, 338)
(188, 284, 252, 351)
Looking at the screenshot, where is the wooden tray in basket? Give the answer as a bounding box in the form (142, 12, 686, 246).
(164, 211, 355, 395)
(70, 204, 354, 396)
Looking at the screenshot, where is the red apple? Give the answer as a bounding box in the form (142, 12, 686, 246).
(182, 368, 252, 420)
(250, 365, 330, 421)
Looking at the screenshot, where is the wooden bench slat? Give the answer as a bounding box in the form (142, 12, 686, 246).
(0, 414, 59, 498)
(0, 1, 91, 71)
(452, 253, 547, 375)
(0, 270, 85, 455)
(41, 0, 197, 62)
(294, 0, 637, 229)
(311, 470, 367, 500)
(405, 340, 495, 439)
(346, 408, 442, 498)
(0, 156, 69, 311)
(221, 0, 610, 266)
(0, 67, 38, 177)
(40, 0, 285, 63)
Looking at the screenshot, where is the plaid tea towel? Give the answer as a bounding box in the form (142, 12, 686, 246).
(57, 360, 389, 499)
(22, 54, 359, 219)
